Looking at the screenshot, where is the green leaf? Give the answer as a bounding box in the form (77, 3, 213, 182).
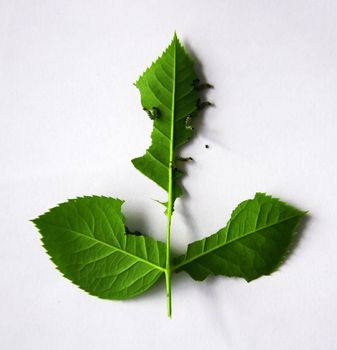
(173, 193, 306, 282)
(132, 33, 200, 207)
(32, 196, 166, 300)
(31, 34, 308, 317)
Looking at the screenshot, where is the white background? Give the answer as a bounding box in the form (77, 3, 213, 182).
(1, 1, 337, 349)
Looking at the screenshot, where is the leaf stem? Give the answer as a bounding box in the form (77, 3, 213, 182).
(165, 204, 172, 318)
(165, 35, 177, 318)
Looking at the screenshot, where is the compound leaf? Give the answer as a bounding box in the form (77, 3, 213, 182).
(132, 33, 201, 207)
(173, 193, 306, 282)
(33, 196, 166, 300)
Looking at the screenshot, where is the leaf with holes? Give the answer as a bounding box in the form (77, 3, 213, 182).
(32, 196, 166, 300)
(173, 193, 306, 282)
(32, 33, 308, 318)
(132, 33, 201, 208)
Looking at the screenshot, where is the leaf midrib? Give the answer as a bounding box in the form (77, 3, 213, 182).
(40, 222, 166, 272)
(172, 213, 304, 271)
(167, 37, 176, 209)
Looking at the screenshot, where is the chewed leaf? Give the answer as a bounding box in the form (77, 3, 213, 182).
(132, 33, 204, 208)
(32, 196, 166, 300)
(173, 193, 306, 282)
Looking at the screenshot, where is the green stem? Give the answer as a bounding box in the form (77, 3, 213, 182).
(165, 36, 176, 318)
(165, 202, 172, 318)
(165, 152, 173, 319)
